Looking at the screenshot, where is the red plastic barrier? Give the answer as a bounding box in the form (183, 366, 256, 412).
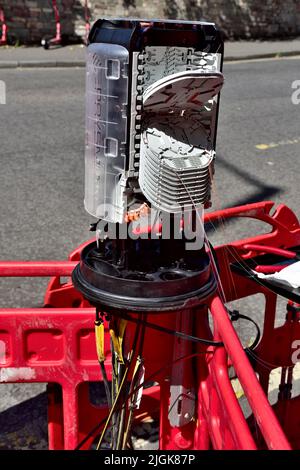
(1, 202, 300, 450)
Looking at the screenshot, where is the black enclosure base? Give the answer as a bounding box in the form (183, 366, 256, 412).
(72, 239, 216, 313)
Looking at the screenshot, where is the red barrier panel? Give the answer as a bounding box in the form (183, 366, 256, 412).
(1, 202, 300, 450)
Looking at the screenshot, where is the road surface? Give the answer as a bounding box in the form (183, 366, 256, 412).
(0, 56, 299, 448)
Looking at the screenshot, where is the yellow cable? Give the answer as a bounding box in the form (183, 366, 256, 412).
(96, 360, 130, 450)
(95, 320, 105, 363)
(110, 328, 123, 363)
(109, 319, 128, 364)
(122, 356, 142, 449)
(118, 319, 128, 362)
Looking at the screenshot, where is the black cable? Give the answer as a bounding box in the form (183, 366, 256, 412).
(228, 309, 261, 350)
(75, 310, 260, 450)
(207, 241, 262, 350)
(99, 361, 111, 408)
(110, 338, 118, 448)
(74, 351, 214, 450)
(76, 237, 261, 450)
(100, 318, 142, 451)
(121, 313, 147, 450)
(207, 239, 261, 351)
(207, 239, 220, 272)
(115, 312, 224, 347)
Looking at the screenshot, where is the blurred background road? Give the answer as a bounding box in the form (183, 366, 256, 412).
(0, 55, 299, 448)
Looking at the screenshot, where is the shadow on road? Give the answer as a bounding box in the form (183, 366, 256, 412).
(206, 154, 283, 235)
(0, 392, 48, 450)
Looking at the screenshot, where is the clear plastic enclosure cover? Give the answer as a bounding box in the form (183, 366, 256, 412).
(84, 43, 129, 223)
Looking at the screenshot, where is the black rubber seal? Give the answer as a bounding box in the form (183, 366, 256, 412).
(72, 241, 217, 312)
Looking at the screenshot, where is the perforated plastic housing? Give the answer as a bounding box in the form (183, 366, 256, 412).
(84, 19, 224, 223)
(84, 43, 129, 223)
(139, 71, 224, 213)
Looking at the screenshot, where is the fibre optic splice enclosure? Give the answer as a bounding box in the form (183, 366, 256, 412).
(85, 18, 224, 223)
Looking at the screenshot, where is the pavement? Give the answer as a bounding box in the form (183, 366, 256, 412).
(0, 37, 300, 68)
(224, 37, 300, 61)
(0, 44, 86, 68)
(0, 52, 300, 448)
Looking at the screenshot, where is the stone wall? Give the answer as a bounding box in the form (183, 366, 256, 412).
(1, 0, 300, 44)
(90, 0, 300, 39)
(0, 0, 86, 44)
